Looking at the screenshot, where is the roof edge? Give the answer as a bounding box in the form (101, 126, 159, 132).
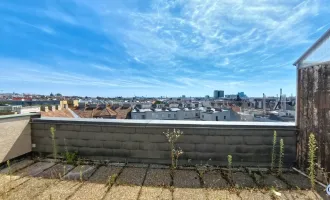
(293, 28, 330, 66)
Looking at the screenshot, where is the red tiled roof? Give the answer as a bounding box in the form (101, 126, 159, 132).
(93, 107, 117, 118)
(73, 107, 119, 118)
(73, 109, 93, 118)
(115, 107, 132, 119)
(41, 110, 74, 118)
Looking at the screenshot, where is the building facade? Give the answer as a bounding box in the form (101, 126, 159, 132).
(213, 90, 224, 99)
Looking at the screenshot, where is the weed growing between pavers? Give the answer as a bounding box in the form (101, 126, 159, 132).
(50, 126, 57, 162)
(106, 173, 118, 188)
(271, 130, 277, 172)
(308, 133, 317, 189)
(163, 129, 183, 169)
(227, 155, 233, 182)
(278, 138, 284, 176)
(63, 138, 78, 165)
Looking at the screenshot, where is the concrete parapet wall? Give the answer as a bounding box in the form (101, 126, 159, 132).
(31, 118, 297, 167)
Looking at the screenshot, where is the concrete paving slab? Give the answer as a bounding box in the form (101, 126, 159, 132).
(36, 180, 81, 200)
(17, 162, 54, 176)
(280, 173, 311, 189)
(36, 163, 75, 179)
(139, 187, 172, 200)
(116, 167, 147, 186)
(203, 170, 228, 188)
(232, 172, 256, 188)
(144, 169, 171, 187)
(239, 190, 272, 200)
(63, 165, 96, 181)
(0, 160, 34, 174)
(104, 185, 141, 200)
(254, 173, 288, 189)
(14, 162, 55, 177)
(69, 182, 108, 200)
(4, 177, 57, 200)
(173, 188, 207, 200)
(206, 189, 240, 200)
(88, 166, 122, 184)
(173, 170, 200, 188)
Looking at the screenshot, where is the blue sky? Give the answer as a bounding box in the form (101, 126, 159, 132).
(0, 0, 329, 97)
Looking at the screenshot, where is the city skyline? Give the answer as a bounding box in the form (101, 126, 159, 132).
(0, 0, 329, 97)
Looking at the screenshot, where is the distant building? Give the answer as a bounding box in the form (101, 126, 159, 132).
(225, 94, 237, 99)
(200, 107, 230, 121)
(213, 90, 224, 99)
(238, 92, 247, 98)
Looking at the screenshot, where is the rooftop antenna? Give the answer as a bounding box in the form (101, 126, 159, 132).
(263, 93, 266, 114)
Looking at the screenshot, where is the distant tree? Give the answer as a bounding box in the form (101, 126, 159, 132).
(50, 92, 54, 97)
(56, 93, 62, 97)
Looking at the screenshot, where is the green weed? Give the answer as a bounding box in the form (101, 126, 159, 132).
(163, 129, 184, 169)
(50, 126, 57, 161)
(308, 133, 317, 189)
(278, 138, 284, 175)
(271, 130, 277, 172)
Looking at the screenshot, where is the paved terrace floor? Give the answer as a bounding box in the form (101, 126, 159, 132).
(0, 159, 327, 200)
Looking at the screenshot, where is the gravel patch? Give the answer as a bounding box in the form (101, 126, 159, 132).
(4, 177, 57, 200)
(144, 169, 171, 187)
(116, 167, 147, 186)
(0, 160, 34, 174)
(239, 190, 272, 200)
(173, 170, 200, 188)
(36, 163, 74, 179)
(69, 182, 108, 200)
(280, 173, 311, 189)
(173, 188, 207, 200)
(36, 180, 81, 200)
(232, 172, 256, 188)
(254, 173, 288, 189)
(0, 176, 30, 195)
(206, 189, 240, 200)
(104, 185, 140, 200)
(139, 187, 172, 200)
(14, 162, 55, 177)
(202, 170, 228, 188)
(63, 165, 96, 181)
(281, 190, 323, 200)
(88, 166, 122, 184)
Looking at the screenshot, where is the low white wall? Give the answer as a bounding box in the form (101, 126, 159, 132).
(0, 114, 37, 163)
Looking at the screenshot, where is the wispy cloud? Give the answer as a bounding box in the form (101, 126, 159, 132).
(0, 0, 328, 96)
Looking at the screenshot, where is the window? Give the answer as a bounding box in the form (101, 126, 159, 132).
(174, 114, 176, 118)
(216, 116, 218, 121)
(224, 116, 226, 120)
(202, 115, 204, 118)
(185, 113, 187, 116)
(168, 114, 171, 118)
(195, 113, 198, 117)
(142, 115, 145, 119)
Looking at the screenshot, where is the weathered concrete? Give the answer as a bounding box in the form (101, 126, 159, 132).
(31, 118, 297, 167)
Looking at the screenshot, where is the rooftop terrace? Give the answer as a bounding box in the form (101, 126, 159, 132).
(0, 114, 328, 199)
